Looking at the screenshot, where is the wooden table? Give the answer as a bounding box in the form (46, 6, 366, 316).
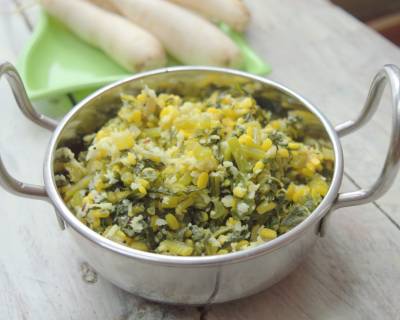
(1, 0, 400, 319)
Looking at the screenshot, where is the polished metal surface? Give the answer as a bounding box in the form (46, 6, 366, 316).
(319, 64, 400, 236)
(0, 62, 57, 131)
(1, 62, 399, 304)
(334, 65, 400, 208)
(68, 221, 319, 304)
(44, 67, 344, 304)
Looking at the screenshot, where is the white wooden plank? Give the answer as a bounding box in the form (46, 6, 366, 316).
(0, 0, 31, 60)
(10, 0, 41, 28)
(207, 178, 400, 320)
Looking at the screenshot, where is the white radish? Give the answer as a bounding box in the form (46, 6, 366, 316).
(41, 0, 166, 72)
(84, 0, 119, 13)
(167, 0, 250, 32)
(109, 0, 243, 68)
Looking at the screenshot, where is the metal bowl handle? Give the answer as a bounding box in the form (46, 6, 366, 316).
(320, 64, 400, 235)
(0, 61, 57, 201)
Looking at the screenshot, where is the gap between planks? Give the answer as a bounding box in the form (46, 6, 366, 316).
(11, 0, 33, 30)
(198, 306, 208, 320)
(344, 171, 400, 231)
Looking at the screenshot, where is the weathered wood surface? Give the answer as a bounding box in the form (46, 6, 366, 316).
(0, 0, 399, 319)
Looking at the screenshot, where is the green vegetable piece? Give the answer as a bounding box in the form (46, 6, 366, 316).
(227, 137, 250, 172)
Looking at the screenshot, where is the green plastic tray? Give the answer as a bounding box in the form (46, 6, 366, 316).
(17, 11, 271, 101)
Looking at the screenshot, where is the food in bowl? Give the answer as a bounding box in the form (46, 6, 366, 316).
(54, 86, 334, 256)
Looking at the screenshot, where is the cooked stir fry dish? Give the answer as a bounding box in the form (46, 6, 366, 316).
(55, 86, 334, 256)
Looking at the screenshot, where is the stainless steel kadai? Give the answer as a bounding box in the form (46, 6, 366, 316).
(1, 61, 399, 305)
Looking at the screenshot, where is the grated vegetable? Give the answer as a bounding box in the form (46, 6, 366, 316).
(55, 86, 334, 256)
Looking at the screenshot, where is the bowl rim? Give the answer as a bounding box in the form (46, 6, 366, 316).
(44, 66, 344, 267)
